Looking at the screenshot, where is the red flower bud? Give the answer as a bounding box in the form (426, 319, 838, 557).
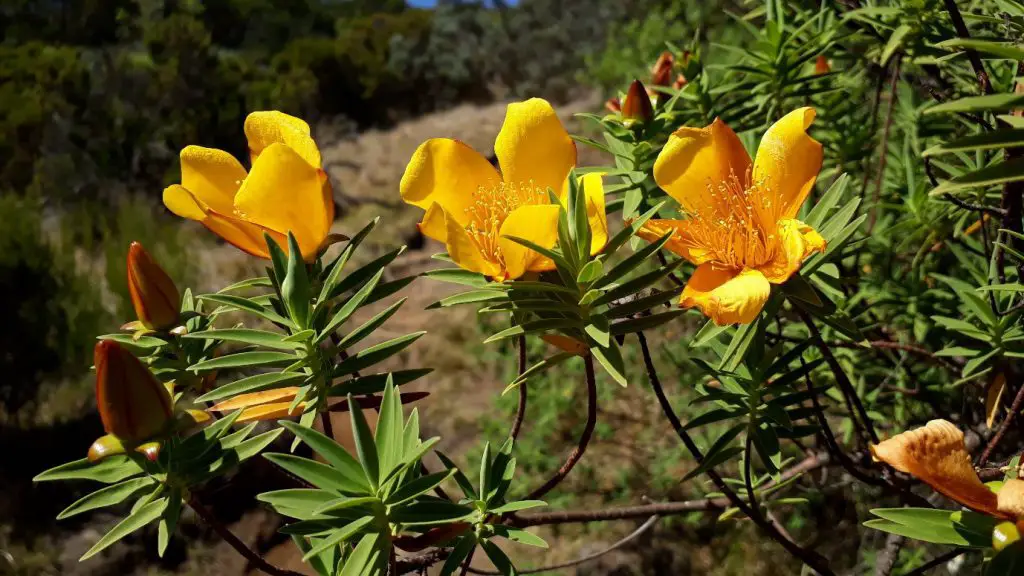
(815, 55, 831, 75)
(605, 97, 622, 113)
(650, 51, 674, 87)
(127, 242, 180, 330)
(622, 80, 654, 123)
(94, 340, 173, 444)
(673, 74, 688, 90)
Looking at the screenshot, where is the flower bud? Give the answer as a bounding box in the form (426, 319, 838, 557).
(94, 340, 173, 444)
(127, 242, 180, 330)
(994, 521, 1021, 551)
(815, 55, 831, 75)
(672, 74, 688, 90)
(604, 97, 622, 113)
(651, 51, 674, 87)
(622, 80, 655, 124)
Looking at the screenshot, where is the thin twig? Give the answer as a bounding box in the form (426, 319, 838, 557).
(509, 334, 528, 442)
(941, 0, 992, 95)
(867, 55, 901, 235)
(469, 516, 661, 575)
(522, 354, 598, 501)
(636, 332, 834, 575)
(799, 310, 880, 444)
(978, 373, 1024, 466)
(943, 193, 1006, 217)
(903, 548, 966, 576)
(458, 546, 476, 576)
(188, 494, 305, 576)
(771, 332, 962, 372)
(874, 534, 904, 576)
(656, 250, 685, 286)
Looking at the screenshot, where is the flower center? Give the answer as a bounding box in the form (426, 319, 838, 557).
(464, 180, 547, 264)
(686, 168, 779, 269)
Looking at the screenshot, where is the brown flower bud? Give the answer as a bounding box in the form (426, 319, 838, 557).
(605, 97, 622, 113)
(622, 80, 654, 123)
(673, 74, 688, 90)
(127, 242, 180, 330)
(815, 55, 831, 75)
(650, 51, 674, 87)
(94, 340, 173, 445)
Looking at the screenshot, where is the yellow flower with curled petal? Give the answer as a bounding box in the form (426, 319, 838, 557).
(162, 111, 334, 260)
(871, 419, 1024, 530)
(400, 98, 607, 281)
(639, 108, 826, 325)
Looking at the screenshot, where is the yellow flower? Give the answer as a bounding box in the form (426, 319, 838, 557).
(400, 98, 607, 281)
(640, 108, 826, 325)
(871, 419, 1024, 525)
(162, 111, 335, 260)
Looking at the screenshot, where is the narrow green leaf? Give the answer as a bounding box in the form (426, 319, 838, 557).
(58, 477, 155, 519)
(182, 328, 298, 350)
(195, 372, 307, 403)
(34, 456, 143, 484)
(190, 351, 296, 372)
(348, 395, 380, 492)
(278, 421, 370, 493)
(80, 498, 168, 560)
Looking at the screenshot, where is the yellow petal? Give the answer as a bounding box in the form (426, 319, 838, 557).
(234, 401, 305, 423)
(653, 118, 751, 213)
(756, 219, 826, 284)
(580, 173, 608, 255)
(163, 184, 210, 221)
(400, 138, 500, 227)
(542, 334, 589, 356)
(870, 419, 999, 516)
(753, 107, 823, 220)
(210, 386, 299, 412)
(498, 204, 561, 279)
(998, 479, 1024, 520)
(443, 207, 501, 278)
(682, 265, 770, 325)
(987, 372, 1008, 429)
(637, 219, 717, 265)
(244, 111, 321, 168)
(495, 98, 576, 195)
(179, 146, 247, 216)
(164, 183, 280, 258)
(234, 143, 329, 258)
(419, 202, 448, 243)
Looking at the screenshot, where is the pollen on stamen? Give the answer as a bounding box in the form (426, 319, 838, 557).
(462, 180, 548, 263)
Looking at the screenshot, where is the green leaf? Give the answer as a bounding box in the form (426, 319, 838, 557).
(805, 173, 849, 228)
(930, 157, 1024, 195)
(218, 276, 274, 293)
(348, 395, 380, 492)
(592, 341, 628, 386)
(278, 421, 370, 493)
(479, 539, 517, 576)
(427, 289, 507, 309)
(97, 333, 168, 349)
(34, 456, 143, 484)
(258, 489, 339, 512)
(591, 259, 686, 307)
(603, 202, 665, 256)
(594, 230, 672, 290)
(385, 470, 454, 506)
(422, 268, 491, 288)
(329, 246, 405, 301)
(375, 380, 404, 481)
(337, 532, 381, 576)
(605, 287, 684, 319)
(389, 500, 474, 526)
(182, 328, 298, 350)
(327, 369, 433, 397)
(881, 24, 911, 65)
(303, 516, 376, 563)
(936, 38, 1024, 60)
(58, 477, 155, 519)
(925, 93, 1024, 115)
(264, 453, 368, 494)
(478, 442, 492, 498)
(576, 260, 603, 284)
(197, 294, 292, 327)
(484, 319, 580, 344)
(190, 351, 296, 372)
(691, 320, 730, 349)
(489, 500, 546, 514)
(924, 129, 1024, 157)
(282, 233, 312, 328)
(867, 508, 983, 547)
(435, 451, 478, 500)
(491, 525, 548, 549)
(504, 353, 575, 392)
(316, 268, 384, 344)
(80, 497, 168, 560)
(609, 310, 686, 336)
(439, 536, 477, 576)
(751, 423, 782, 474)
(195, 372, 307, 403)
(157, 490, 181, 557)
(334, 332, 426, 377)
